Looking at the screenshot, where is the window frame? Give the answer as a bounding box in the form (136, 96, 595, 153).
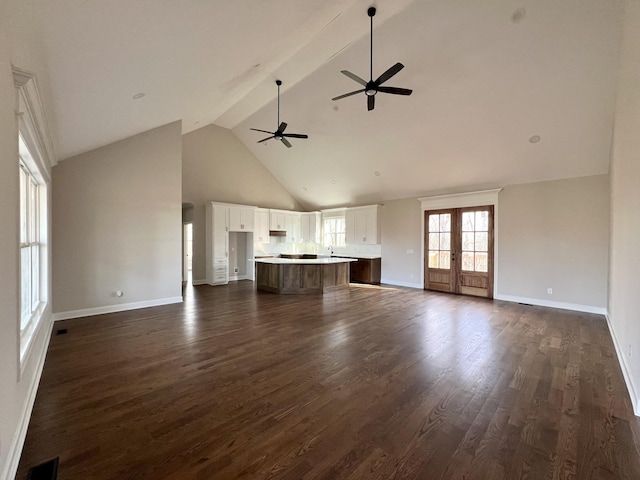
(17, 133, 49, 372)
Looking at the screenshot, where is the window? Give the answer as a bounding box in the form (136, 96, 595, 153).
(323, 217, 345, 247)
(19, 134, 47, 363)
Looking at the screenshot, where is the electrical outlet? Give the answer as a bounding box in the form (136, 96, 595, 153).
(547, 288, 553, 295)
(116, 290, 123, 297)
(234, 267, 239, 273)
(406, 249, 414, 254)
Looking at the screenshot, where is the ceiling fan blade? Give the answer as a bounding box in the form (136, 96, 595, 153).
(367, 95, 375, 111)
(281, 138, 292, 148)
(257, 136, 274, 143)
(251, 128, 274, 134)
(332, 89, 366, 101)
(282, 133, 308, 139)
(279, 122, 288, 133)
(375, 62, 405, 85)
(341, 70, 367, 86)
(377, 86, 413, 96)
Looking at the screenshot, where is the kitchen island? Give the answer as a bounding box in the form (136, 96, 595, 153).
(255, 257, 356, 294)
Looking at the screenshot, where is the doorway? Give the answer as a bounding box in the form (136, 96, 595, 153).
(183, 223, 193, 283)
(424, 205, 494, 298)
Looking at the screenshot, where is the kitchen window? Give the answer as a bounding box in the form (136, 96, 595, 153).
(323, 217, 345, 247)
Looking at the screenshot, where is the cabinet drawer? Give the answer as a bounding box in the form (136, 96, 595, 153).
(213, 258, 227, 265)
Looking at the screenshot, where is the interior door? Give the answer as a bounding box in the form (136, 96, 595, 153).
(424, 206, 494, 298)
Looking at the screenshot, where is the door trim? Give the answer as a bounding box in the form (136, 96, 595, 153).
(419, 189, 501, 296)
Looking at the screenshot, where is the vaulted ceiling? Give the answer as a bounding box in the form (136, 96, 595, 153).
(21, 0, 623, 210)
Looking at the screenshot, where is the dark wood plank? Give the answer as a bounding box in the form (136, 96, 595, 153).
(16, 281, 640, 479)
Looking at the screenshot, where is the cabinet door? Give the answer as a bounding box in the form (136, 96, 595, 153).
(229, 207, 255, 231)
(213, 206, 229, 233)
(345, 210, 356, 245)
(300, 214, 310, 242)
(285, 214, 301, 242)
(270, 212, 285, 230)
(228, 207, 242, 231)
(363, 207, 379, 244)
(255, 210, 269, 243)
(354, 210, 368, 244)
(240, 208, 255, 232)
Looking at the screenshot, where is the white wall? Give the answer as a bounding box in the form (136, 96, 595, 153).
(0, 6, 55, 478)
(182, 124, 303, 283)
(52, 122, 183, 315)
(380, 176, 610, 312)
(608, 0, 640, 414)
(381, 199, 422, 287)
(498, 175, 609, 310)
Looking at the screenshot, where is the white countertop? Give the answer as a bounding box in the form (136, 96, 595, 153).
(331, 254, 381, 260)
(255, 257, 357, 265)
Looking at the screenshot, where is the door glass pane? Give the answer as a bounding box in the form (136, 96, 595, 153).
(439, 232, 450, 250)
(475, 252, 488, 272)
(440, 214, 451, 232)
(462, 232, 474, 251)
(462, 251, 474, 271)
(428, 213, 451, 270)
(475, 232, 488, 251)
(429, 233, 440, 250)
(429, 214, 440, 232)
(439, 251, 450, 269)
(462, 212, 474, 231)
(476, 211, 489, 231)
(428, 251, 439, 268)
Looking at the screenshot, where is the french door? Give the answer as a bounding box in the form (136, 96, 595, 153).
(424, 206, 494, 298)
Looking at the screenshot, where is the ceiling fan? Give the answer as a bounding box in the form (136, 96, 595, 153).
(332, 7, 413, 111)
(251, 80, 308, 148)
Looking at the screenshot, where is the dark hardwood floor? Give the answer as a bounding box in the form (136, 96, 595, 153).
(17, 281, 640, 479)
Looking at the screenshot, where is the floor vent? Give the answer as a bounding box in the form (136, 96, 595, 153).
(27, 457, 59, 480)
(56, 329, 68, 335)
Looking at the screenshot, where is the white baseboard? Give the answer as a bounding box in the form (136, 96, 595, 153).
(380, 279, 423, 289)
(605, 313, 640, 416)
(229, 275, 249, 282)
(52, 296, 183, 321)
(494, 294, 606, 315)
(191, 279, 207, 285)
(2, 315, 53, 480)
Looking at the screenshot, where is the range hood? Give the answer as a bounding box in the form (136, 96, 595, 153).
(269, 230, 287, 237)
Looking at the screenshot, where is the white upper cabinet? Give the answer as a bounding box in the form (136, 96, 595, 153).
(229, 206, 255, 232)
(270, 210, 286, 230)
(212, 205, 229, 233)
(285, 213, 301, 242)
(345, 205, 381, 245)
(254, 208, 270, 243)
(300, 212, 320, 243)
